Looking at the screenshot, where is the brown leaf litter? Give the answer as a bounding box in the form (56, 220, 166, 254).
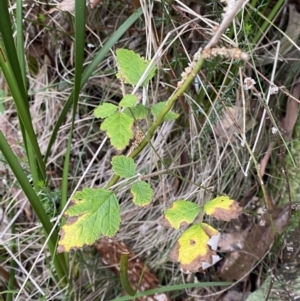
(95, 237, 170, 301)
(218, 205, 290, 281)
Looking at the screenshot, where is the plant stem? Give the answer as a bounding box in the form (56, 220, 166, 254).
(120, 252, 137, 296)
(106, 54, 205, 189)
(252, 0, 285, 45)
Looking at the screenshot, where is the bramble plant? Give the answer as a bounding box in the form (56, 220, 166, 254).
(57, 49, 243, 273)
(2, 0, 292, 298)
(57, 1, 252, 279)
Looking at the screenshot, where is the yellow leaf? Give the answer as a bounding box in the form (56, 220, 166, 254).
(170, 223, 221, 273)
(57, 188, 120, 253)
(204, 196, 242, 221)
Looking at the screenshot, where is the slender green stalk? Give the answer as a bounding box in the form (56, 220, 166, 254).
(120, 252, 137, 296)
(252, 0, 285, 45)
(108, 282, 232, 301)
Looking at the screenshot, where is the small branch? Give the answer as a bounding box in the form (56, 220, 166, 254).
(206, 0, 249, 49)
(106, 1, 249, 189)
(106, 53, 205, 189)
(243, 140, 274, 211)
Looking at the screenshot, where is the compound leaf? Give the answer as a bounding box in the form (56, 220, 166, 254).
(124, 104, 148, 120)
(170, 223, 221, 273)
(116, 49, 156, 86)
(58, 188, 120, 252)
(94, 103, 118, 118)
(204, 195, 242, 221)
(163, 200, 200, 229)
(151, 101, 179, 121)
(111, 155, 136, 178)
(101, 112, 134, 150)
(119, 94, 138, 107)
(130, 181, 153, 206)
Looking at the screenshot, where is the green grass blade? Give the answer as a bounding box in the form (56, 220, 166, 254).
(0, 39, 46, 181)
(60, 0, 86, 210)
(0, 3, 46, 181)
(108, 282, 233, 301)
(0, 131, 67, 283)
(74, 1, 86, 102)
(59, 1, 87, 272)
(15, 0, 41, 194)
(16, 0, 26, 86)
(252, 0, 285, 44)
(44, 8, 143, 162)
(0, 0, 27, 98)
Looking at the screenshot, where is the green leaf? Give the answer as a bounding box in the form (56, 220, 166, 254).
(111, 155, 137, 178)
(119, 94, 138, 107)
(163, 200, 200, 229)
(170, 223, 221, 273)
(0, 89, 6, 114)
(38, 13, 46, 23)
(101, 112, 134, 150)
(124, 104, 148, 120)
(58, 188, 121, 252)
(116, 49, 156, 86)
(151, 101, 179, 121)
(130, 181, 153, 206)
(94, 103, 118, 118)
(44, 8, 143, 162)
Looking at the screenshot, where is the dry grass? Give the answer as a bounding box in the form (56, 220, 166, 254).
(0, 0, 299, 300)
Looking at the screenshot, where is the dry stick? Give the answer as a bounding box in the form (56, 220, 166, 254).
(205, 0, 249, 49)
(259, 141, 275, 177)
